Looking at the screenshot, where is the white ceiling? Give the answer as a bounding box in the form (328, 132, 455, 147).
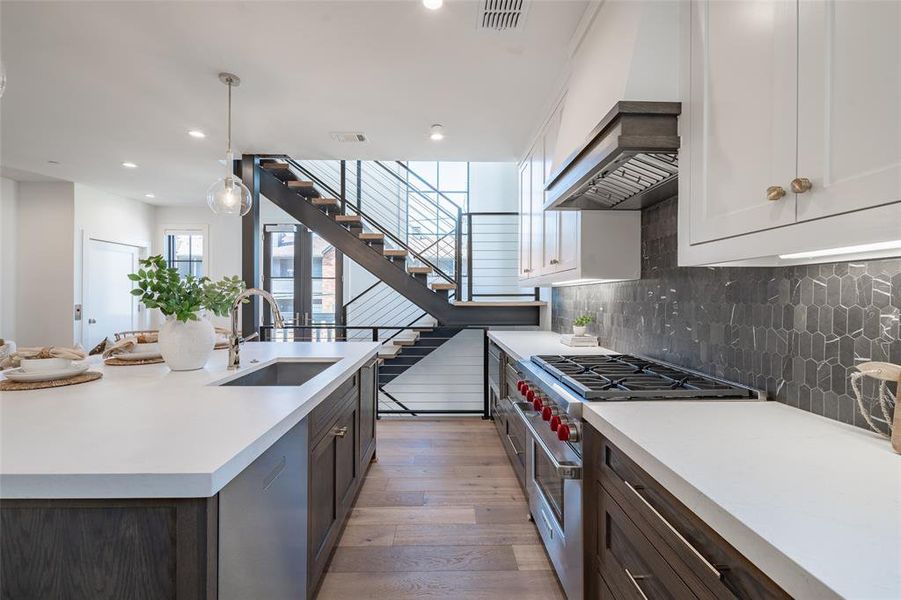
(0, 0, 589, 206)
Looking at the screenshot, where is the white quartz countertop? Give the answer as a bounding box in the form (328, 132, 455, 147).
(582, 401, 901, 600)
(0, 342, 379, 499)
(488, 330, 613, 362)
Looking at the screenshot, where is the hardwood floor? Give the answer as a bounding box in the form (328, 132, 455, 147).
(317, 418, 564, 599)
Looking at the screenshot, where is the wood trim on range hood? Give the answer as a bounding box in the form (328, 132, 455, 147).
(544, 101, 681, 211)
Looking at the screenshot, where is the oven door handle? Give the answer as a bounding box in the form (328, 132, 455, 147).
(513, 402, 582, 480)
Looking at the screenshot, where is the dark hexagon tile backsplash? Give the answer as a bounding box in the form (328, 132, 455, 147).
(551, 197, 900, 432)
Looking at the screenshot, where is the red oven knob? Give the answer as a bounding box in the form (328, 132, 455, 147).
(532, 396, 544, 412)
(526, 389, 535, 402)
(550, 415, 561, 431)
(557, 424, 571, 442)
(542, 406, 558, 421)
(516, 380, 524, 392)
(520, 384, 529, 397)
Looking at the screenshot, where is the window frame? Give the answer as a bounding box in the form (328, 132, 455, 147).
(159, 225, 210, 279)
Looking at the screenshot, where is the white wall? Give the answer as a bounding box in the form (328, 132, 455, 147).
(73, 184, 156, 344)
(552, 0, 680, 168)
(468, 162, 518, 212)
(16, 182, 76, 346)
(0, 177, 18, 340)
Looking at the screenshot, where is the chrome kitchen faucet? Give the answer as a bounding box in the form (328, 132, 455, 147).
(228, 288, 285, 369)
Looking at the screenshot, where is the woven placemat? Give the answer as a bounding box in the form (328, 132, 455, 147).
(0, 370, 103, 391)
(104, 356, 164, 366)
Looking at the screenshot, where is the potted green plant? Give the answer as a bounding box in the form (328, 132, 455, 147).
(572, 315, 593, 337)
(129, 255, 245, 370)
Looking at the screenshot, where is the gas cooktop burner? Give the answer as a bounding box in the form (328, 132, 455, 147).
(530, 354, 757, 400)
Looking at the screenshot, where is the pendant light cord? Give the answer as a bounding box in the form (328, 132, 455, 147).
(226, 80, 232, 155)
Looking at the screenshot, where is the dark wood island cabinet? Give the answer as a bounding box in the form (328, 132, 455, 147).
(0, 358, 379, 600)
(583, 423, 789, 600)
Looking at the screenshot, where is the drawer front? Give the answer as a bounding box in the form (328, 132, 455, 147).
(589, 430, 788, 600)
(309, 373, 358, 444)
(597, 484, 698, 600)
(505, 404, 527, 483)
(491, 387, 507, 437)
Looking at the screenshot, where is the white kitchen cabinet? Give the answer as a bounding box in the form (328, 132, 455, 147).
(796, 0, 901, 221)
(679, 0, 901, 266)
(530, 144, 544, 275)
(540, 102, 562, 275)
(518, 159, 532, 277)
(686, 0, 797, 245)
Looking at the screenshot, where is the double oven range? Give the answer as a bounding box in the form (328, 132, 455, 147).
(508, 354, 763, 599)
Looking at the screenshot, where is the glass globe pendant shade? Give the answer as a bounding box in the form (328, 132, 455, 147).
(207, 174, 252, 216)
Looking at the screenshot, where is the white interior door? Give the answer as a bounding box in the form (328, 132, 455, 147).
(84, 240, 139, 349)
(797, 0, 901, 221)
(688, 0, 798, 244)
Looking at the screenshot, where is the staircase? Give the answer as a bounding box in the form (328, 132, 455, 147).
(254, 156, 540, 327)
(377, 326, 461, 385)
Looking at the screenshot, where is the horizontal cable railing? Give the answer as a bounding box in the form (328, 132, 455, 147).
(462, 212, 538, 302)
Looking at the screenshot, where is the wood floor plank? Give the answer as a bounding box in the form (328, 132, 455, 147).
(393, 523, 541, 546)
(422, 490, 527, 506)
(354, 490, 425, 507)
(367, 464, 517, 480)
(474, 506, 532, 524)
(349, 506, 476, 526)
(328, 544, 518, 573)
(338, 525, 397, 547)
(317, 570, 565, 599)
(512, 544, 554, 571)
(388, 477, 521, 492)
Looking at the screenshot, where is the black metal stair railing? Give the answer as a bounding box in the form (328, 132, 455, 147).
(282, 158, 461, 288)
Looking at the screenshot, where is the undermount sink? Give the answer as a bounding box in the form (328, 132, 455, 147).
(219, 360, 338, 387)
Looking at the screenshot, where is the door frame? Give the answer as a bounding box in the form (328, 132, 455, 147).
(80, 234, 149, 347)
(262, 224, 344, 341)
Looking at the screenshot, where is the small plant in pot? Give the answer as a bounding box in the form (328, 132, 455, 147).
(129, 255, 245, 371)
(572, 315, 593, 337)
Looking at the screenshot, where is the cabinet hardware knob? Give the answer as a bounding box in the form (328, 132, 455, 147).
(550, 259, 559, 265)
(790, 177, 812, 193)
(333, 426, 348, 438)
(766, 185, 786, 201)
(523, 268, 532, 273)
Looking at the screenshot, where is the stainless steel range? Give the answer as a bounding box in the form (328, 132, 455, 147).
(510, 353, 763, 599)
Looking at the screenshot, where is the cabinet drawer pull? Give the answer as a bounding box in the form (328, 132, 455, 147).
(333, 426, 348, 438)
(766, 185, 786, 201)
(624, 481, 721, 579)
(624, 568, 650, 600)
(790, 177, 812, 193)
(504, 433, 521, 456)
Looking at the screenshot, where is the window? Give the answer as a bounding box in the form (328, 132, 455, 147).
(164, 230, 204, 278)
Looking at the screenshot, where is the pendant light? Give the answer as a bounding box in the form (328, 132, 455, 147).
(207, 72, 252, 216)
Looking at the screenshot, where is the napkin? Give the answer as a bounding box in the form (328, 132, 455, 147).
(1, 346, 87, 369)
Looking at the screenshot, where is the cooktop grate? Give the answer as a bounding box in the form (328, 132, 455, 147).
(530, 354, 757, 400)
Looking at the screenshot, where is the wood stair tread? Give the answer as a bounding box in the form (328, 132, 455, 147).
(431, 282, 457, 290)
(392, 338, 416, 347)
(312, 197, 340, 206)
(335, 214, 363, 222)
(383, 249, 408, 257)
(359, 232, 386, 240)
(379, 344, 403, 358)
(286, 180, 316, 188)
(407, 266, 433, 274)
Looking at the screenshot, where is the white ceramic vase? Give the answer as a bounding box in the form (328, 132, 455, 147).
(158, 314, 216, 371)
(573, 325, 587, 336)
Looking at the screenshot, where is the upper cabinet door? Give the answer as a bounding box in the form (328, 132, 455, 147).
(518, 159, 532, 277)
(540, 103, 563, 274)
(796, 0, 901, 221)
(530, 148, 544, 275)
(688, 0, 798, 244)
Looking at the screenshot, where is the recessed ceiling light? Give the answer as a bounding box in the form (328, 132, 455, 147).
(423, 0, 443, 9)
(121, 161, 138, 169)
(429, 124, 445, 141)
(144, 193, 155, 199)
(188, 129, 206, 139)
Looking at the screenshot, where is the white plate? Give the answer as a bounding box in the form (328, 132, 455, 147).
(114, 351, 163, 361)
(4, 364, 90, 382)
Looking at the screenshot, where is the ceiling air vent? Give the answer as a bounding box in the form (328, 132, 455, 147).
(477, 0, 528, 31)
(330, 131, 368, 143)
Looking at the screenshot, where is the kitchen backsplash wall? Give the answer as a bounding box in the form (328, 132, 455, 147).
(552, 197, 901, 431)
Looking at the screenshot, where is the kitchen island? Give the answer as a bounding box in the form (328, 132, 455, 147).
(0, 341, 380, 599)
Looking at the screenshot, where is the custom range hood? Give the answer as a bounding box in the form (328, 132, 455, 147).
(545, 101, 681, 211)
